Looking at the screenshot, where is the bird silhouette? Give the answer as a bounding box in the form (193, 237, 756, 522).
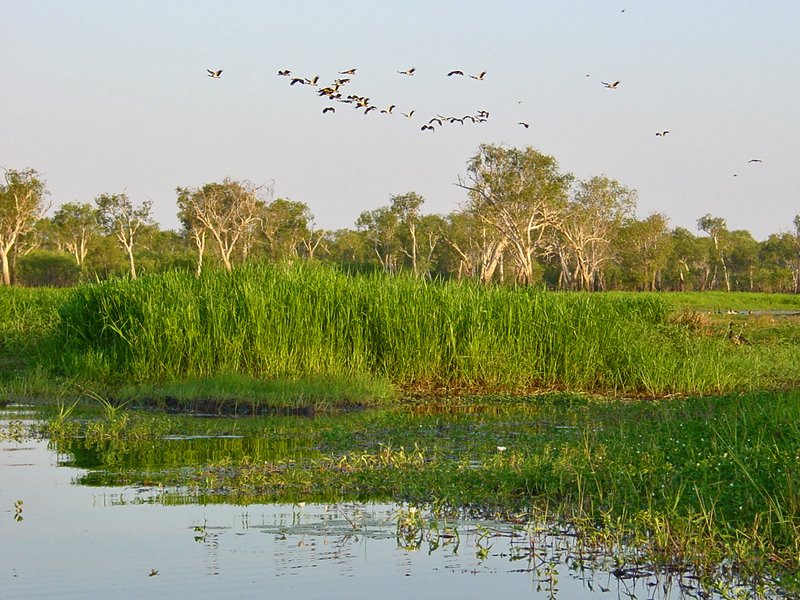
(447, 70, 464, 77)
(402, 110, 415, 118)
(305, 75, 319, 86)
(290, 77, 306, 85)
(470, 71, 486, 80)
(518, 122, 530, 128)
(655, 130, 669, 136)
(748, 159, 763, 163)
(601, 80, 620, 89)
(207, 69, 222, 78)
(398, 67, 415, 76)
(339, 68, 357, 75)
(322, 107, 335, 114)
(381, 104, 396, 114)
(429, 117, 443, 126)
(421, 125, 435, 131)
(364, 105, 377, 114)
(277, 69, 291, 77)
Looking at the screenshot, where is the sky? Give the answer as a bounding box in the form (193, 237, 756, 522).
(2, 0, 799, 241)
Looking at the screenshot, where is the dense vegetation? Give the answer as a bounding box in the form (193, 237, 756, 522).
(2, 263, 800, 404)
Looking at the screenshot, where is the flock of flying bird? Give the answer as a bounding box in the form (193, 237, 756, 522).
(273, 66, 498, 133)
(206, 46, 764, 172)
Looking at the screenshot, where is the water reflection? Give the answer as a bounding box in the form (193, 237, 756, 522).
(0, 410, 789, 599)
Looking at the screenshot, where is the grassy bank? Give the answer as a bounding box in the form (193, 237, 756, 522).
(3, 263, 800, 400)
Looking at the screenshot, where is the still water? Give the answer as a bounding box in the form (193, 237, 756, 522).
(0, 408, 778, 599)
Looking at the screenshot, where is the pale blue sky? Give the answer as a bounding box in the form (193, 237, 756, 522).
(3, 1, 798, 240)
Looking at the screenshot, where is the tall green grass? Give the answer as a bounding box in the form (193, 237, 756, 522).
(41, 262, 800, 395)
(619, 290, 800, 312)
(0, 286, 68, 378)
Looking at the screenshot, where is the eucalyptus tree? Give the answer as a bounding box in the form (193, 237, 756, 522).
(356, 205, 401, 274)
(758, 233, 799, 293)
(415, 213, 447, 279)
(726, 230, 759, 291)
(95, 192, 153, 279)
(389, 192, 425, 277)
(323, 228, 372, 268)
(175, 178, 269, 272)
(457, 145, 571, 285)
(261, 198, 314, 260)
(356, 192, 431, 276)
(556, 176, 636, 291)
(51, 202, 100, 267)
(697, 214, 731, 291)
(616, 213, 671, 291)
(0, 168, 49, 285)
(439, 210, 506, 283)
(177, 198, 207, 277)
(668, 227, 708, 291)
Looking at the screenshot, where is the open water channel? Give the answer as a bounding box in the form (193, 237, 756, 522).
(0, 404, 784, 599)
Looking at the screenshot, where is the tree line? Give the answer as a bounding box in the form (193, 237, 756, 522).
(2, 145, 799, 292)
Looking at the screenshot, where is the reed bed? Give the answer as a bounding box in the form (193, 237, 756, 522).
(39, 262, 800, 395)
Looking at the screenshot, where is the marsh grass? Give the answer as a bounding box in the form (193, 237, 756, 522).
(34, 262, 800, 397)
(116, 372, 395, 412)
(0, 287, 67, 378)
(616, 290, 800, 312)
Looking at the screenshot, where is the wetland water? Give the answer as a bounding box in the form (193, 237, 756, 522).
(0, 406, 784, 599)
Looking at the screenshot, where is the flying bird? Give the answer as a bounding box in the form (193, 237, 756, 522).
(305, 75, 319, 86)
(518, 122, 530, 128)
(428, 117, 443, 126)
(748, 159, 763, 163)
(364, 105, 377, 114)
(402, 110, 415, 118)
(381, 104, 396, 114)
(207, 69, 222, 78)
(322, 107, 335, 114)
(421, 125, 435, 132)
(290, 77, 306, 85)
(655, 130, 669, 136)
(601, 80, 620, 89)
(339, 68, 357, 75)
(447, 70, 464, 76)
(398, 67, 415, 76)
(469, 71, 486, 80)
